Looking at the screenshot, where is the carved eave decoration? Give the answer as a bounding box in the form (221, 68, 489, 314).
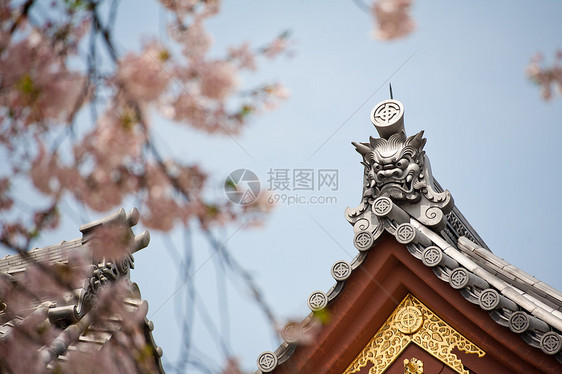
(343, 294, 485, 374)
(345, 100, 454, 254)
(47, 208, 150, 328)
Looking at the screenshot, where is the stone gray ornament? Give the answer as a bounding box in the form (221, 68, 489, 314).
(345, 99, 454, 232)
(508, 311, 549, 334)
(370, 99, 405, 139)
(479, 289, 500, 310)
(307, 291, 328, 312)
(449, 268, 470, 290)
(354, 231, 374, 251)
(541, 332, 562, 355)
(395, 223, 416, 244)
(331, 260, 352, 281)
(422, 246, 442, 267)
(509, 311, 531, 333)
(257, 351, 278, 372)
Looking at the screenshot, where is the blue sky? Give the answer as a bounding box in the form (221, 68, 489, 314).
(8, 1, 562, 372)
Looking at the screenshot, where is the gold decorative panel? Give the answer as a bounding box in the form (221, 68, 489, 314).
(342, 294, 485, 374)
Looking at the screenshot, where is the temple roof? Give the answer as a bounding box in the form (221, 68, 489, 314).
(254, 99, 562, 373)
(0, 208, 163, 373)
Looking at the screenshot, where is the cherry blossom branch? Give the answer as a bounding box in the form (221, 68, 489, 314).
(202, 228, 279, 329)
(9, 0, 35, 35)
(90, 1, 119, 63)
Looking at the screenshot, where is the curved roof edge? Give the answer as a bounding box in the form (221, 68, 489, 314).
(255, 98, 562, 373)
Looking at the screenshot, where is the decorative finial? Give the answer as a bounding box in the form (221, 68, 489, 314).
(370, 99, 405, 139)
(345, 96, 454, 240)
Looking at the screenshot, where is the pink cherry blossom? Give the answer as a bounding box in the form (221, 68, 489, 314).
(527, 51, 562, 100)
(169, 18, 213, 59)
(117, 41, 172, 103)
(372, 0, 416, 40)
(140, 162, 189, 231)
(86, 106, 146, 168)
(263, 34, 291, 58)
(30, 144, 61, 196)
(198, 60, 239, 100)
(261, 83, 290, 111)
(88, 223, 133, 260)
(163, 88, 246, 134)
(229, 42, 257, 71)
(0, 29, 86, 128)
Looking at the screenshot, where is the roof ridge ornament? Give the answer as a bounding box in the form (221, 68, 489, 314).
(370, 99, 405, 139)
(346, 99, 453, 251)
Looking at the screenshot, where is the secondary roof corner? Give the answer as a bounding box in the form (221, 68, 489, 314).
(0, 207, 163, 373)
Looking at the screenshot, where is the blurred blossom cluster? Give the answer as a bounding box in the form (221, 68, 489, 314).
(527, 51, 562, 101)
(371, 0, 415, 40)
(0, 1, 291, 370)
(0, 0, 291, 248)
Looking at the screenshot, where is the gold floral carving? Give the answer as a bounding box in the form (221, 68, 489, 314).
(342, 294, 485, 374)
(403, 357, 423, 374)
